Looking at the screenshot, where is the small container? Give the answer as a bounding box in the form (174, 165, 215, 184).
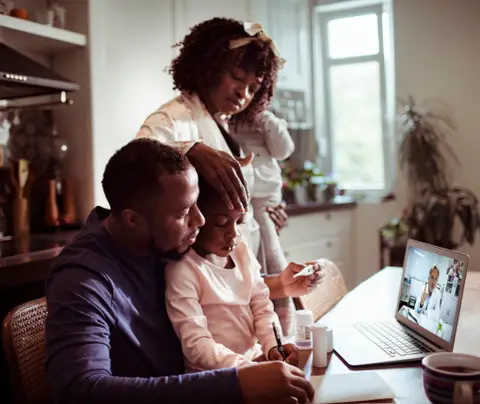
(326, 327, 333, 353)
(311, 323, 328, 368)
(35, 9, 55, 25)
(295, 310, 314, 349)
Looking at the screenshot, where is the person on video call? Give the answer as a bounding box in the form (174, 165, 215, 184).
(415, 265, 441, 320)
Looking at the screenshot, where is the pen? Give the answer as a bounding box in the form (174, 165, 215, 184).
(272, 322, 286, 360)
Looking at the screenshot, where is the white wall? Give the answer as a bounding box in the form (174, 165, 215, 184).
(395, 0, 480, 270)
(88, 0, 255, 212)
(355, 0, 480, 284)
(89, 0, 177, 209)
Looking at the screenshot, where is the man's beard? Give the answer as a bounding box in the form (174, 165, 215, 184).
(162, 246, 191, 261)
(146, 235, 192, 262)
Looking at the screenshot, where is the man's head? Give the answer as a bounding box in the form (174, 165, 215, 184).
(194, 175, 245, 258)
(102, 138, 205, 259)
(428, 266, 440, 292)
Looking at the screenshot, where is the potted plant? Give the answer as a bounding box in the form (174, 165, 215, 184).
(381, 97, 480, 252)
(281, 160, 324, 205)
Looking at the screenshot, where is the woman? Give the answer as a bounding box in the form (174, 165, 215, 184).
(137, 17, 319, 303)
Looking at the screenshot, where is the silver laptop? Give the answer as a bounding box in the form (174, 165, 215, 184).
(333, 239, 470, 367)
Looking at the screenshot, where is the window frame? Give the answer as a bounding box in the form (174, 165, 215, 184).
(313, 1, 395, 201)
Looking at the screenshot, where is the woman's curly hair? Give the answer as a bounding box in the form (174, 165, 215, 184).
(169, 17, 282, 126)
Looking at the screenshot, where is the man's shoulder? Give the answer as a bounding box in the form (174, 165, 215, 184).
(49, 221, 118, 284)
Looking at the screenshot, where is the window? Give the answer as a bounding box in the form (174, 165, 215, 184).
(314, 1, 394, 198)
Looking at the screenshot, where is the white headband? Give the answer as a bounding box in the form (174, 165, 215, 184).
(229, 21, 286, 68)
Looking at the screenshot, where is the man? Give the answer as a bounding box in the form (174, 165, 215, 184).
(45, 139, 315, 404)
(415, 265, 441, 320)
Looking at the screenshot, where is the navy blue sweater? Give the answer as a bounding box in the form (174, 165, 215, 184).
(45, 207, 243, 404)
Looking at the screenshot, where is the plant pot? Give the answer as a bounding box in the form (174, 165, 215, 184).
(282, 188, 295, 205)
(293, 185, 308, 205)
(324, 183, 337, 201)
(307, 183, 316, 202)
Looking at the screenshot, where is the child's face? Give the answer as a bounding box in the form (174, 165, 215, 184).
(195, 200, 245, 258)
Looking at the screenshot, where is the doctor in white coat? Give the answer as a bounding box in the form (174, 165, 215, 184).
(415, 265, 441, 321)
(136, 17, 322, 300)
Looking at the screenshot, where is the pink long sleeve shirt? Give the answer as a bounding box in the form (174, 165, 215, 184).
(165, 240, 281, 372)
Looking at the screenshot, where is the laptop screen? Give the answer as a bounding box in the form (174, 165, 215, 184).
(397, 245, 466, 343)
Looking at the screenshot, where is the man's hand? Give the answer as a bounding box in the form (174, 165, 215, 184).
(419, 283, 429, 307)
(268, 343, 299, 367)
(281, 261, 325, 298)
(187, 142, 253, 210)
(420, 291, 428, 306)
(238, 361, 314, 404)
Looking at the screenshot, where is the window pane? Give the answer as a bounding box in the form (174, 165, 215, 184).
(329, 62, 385, 189)
(327, 14, 379, 59)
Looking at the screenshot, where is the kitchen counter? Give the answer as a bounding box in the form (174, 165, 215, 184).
(0, 196, 357, 269)
(285, 196, 357, 216)
(0, 230, 79, 268)
(0, 230, 80, 287)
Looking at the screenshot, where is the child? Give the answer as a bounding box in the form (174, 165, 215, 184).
(165, 176, 298, 372)
(232, 110, 295, 336)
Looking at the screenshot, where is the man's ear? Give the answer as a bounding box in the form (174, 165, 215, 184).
(121, 209, 143, 229)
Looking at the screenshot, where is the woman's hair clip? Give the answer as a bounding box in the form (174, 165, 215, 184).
(229, 21, 286, 68)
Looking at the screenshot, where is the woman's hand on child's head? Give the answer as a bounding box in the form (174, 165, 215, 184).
(268, 343, 299, 367)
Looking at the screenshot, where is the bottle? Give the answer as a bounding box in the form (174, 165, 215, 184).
(295, 310, 314, 349)
(311, 323, 328, 368)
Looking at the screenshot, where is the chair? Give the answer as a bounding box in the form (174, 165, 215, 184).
(294, 260, 348, 322)
(2, 297, 51, 404)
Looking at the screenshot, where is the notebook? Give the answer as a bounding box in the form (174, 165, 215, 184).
(311, 371, 395, 403)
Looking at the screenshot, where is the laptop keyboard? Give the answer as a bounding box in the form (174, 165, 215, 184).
(354, 321, 435, 357)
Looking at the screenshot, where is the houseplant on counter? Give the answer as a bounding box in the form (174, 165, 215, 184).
(381, 97, 480, 252)
(281, 160, 327, 205)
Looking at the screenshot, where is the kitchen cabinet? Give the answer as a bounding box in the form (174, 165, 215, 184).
(247, 0, 271, 32)
(264, 0, 311, 92)
(279, 209, 356, 289)
(174, 0, 250, 43)
(0, 13, 86, 52)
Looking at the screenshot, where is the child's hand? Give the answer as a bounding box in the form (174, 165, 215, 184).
(268, 343, 299, 366)
(253, 110, 285, 133)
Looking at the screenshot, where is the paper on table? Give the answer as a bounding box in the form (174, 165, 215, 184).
(310, 371, 395, 403)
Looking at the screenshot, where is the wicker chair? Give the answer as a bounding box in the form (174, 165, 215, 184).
(2, 297, 51, 404)
(294, 260, 348, 323)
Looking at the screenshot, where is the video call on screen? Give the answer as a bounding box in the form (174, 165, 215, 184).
(397, 247, 465, 343)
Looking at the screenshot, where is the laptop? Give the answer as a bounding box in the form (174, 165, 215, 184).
(333, 239, 470, 367)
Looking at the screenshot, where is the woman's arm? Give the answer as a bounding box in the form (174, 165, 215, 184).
(137, 111, 200, 154)
(138, 109, 250, 211)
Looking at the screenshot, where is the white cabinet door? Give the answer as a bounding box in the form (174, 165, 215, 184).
(266, 0, 310, 91)
(247, 0, 271, 33)
(173, 0, 250, 44)
(283, 236, 342, 263)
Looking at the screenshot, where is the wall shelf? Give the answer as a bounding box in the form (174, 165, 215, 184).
(0, 14, 86, 54)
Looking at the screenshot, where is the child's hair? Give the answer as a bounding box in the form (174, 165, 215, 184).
(196, 175, 224, 211)
(169, 17, 282, 126)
